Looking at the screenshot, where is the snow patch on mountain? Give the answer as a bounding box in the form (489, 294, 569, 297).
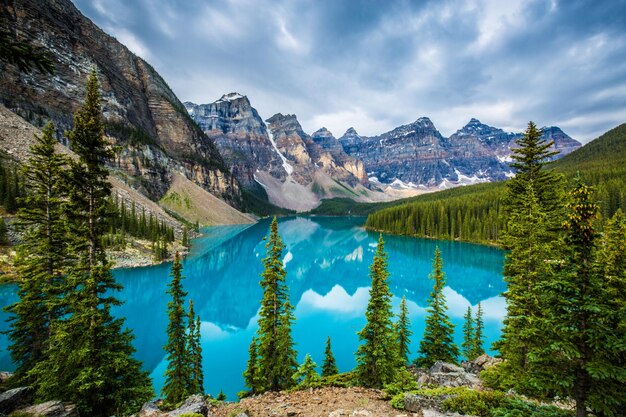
(266, 124, 294, 175)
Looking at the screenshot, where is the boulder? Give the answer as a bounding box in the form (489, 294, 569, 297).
(14, 400, 79, 417)
(167, 394, 209, 416)
(136, 401, 163, 417)
(430, 361, 464, 374)
(0, 386, 34, 414)
(404, 393, 444, 413)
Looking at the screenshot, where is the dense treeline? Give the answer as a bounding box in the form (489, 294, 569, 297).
(366, 122, 626, 244)
(366, 184, 504, 244)
(104, 196, 178, 260)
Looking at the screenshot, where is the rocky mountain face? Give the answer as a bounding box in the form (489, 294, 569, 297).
(186, 96, 370, 211)
(0, 0, 240, 206)
(339, 117, 581, 188)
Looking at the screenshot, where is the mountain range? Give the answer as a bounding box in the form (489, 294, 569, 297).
(186, 94, 581, 210)
(0, 0, 581, 219)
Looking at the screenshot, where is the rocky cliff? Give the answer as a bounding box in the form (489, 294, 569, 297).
(0, 0, 241, 207)
(186, 96, 375, 211)
(339, 117, 581, 188)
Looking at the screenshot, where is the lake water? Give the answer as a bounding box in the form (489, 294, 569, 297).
(0, 216, 506, 400)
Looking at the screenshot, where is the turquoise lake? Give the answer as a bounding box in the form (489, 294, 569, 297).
(0, 216, 506, 400)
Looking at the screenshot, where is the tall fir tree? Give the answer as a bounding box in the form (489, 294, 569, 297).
(396, 295, 412, 364)
(533, 178, 625, 417)
(355, 235, 400, 387)
(5, 122, 69, 385)
(255, 218, 297, 392)
(416, 247, 459, 368)
(462, 306, 475, 361)
(321, 336, 339, 378)
(28, 71, 152, 417)
(163, 252, 190, 404)
(472, 302, 485, 359)
(496, 122, 565, 393)
(186, 299, 204, 395)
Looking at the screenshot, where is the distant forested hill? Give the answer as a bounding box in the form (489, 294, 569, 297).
(364, 123, 626, 244)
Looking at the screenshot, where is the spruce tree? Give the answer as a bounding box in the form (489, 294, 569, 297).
(243, 337, 259, 394)
(255, 217, 297, 392)
(163, 252, 190, 404)
(5, 122, 69, 385)
(355, 235, 400, 387)
(187, 299, 204, 395)
(321, 336, 339, 378)
(416, 247, 459, 368)
(292, 354, 321, 389)
(29, 70, 152, 417)
(396, 295, 412, 364)
(472, 302, 485, 358)
(496, 121, 565, 392)
(533, 178, 626, 417)
(0, 216, 7, 245)
(462, 306, 475, 361)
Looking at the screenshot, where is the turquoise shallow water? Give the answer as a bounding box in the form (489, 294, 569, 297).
(0, 216, 506, 400)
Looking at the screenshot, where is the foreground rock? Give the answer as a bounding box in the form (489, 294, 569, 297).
(136, 394, 212, 417)
(403, 394, 470, 416)
(13, 400, 79, 417)
(411, 361, 481, 389)
(461, 354, 502, 374)
(0, 386, 34, 414)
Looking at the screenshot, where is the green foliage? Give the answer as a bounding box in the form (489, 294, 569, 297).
(320, 372, 356, 388)
(383, 366, 419, 397)
(187, 299, 204, 395)
(321, 336, 339, 377)
(27, 70, 152, 417)
(0, 158, 25, 214)
(4, 122, 69, 386)
(415, 248, 459, 367)
(243, 337, 259, 394)
(0, 28, 54, 74)
(216, 389, 227, 401)
(396, 296, 412, 364)
(251, 218, 297, 392)
(440, 387, 505, 417)
(163, 252, 191, 404)
(366, 183, 505, 244)
(462, 306, 474, 361)
(491, 398, 573, 417)
(472, 302, 485, 359)
(355, 235, 401, 387)
(0, 217, 7, 245)
(292, 354, 322, 389)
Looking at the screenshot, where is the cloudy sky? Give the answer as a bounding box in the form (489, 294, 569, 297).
(73, 0, 626, 143)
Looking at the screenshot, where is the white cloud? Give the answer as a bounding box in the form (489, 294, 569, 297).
(105, 26, 153, 62)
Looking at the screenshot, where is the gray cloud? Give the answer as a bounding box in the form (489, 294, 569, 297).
(73, 0, 626, 143)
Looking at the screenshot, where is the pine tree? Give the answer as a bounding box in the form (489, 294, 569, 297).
(462, 306, 475, 361)
(533, 178, 626, 417)
(182, 226, 189, 247)
(29, 70, 152, 417)
(243, 337, 259, 394)
(255, 218, 297, 392)
(472, 302, 485, 359)
(496, 121, 565, 392)
(186, 299, 204, 395)
(321, 336, 339, 378)
(292, 354, 321, 389)
(4, 122, 69, 385)
(416, 247, 459, 368)
(163, 252, 190, 405)
(396, 295, 412, 364)
(0, 216, 7, 245)
(216, 389, 226, 401)
(355, 234, 400, 387)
